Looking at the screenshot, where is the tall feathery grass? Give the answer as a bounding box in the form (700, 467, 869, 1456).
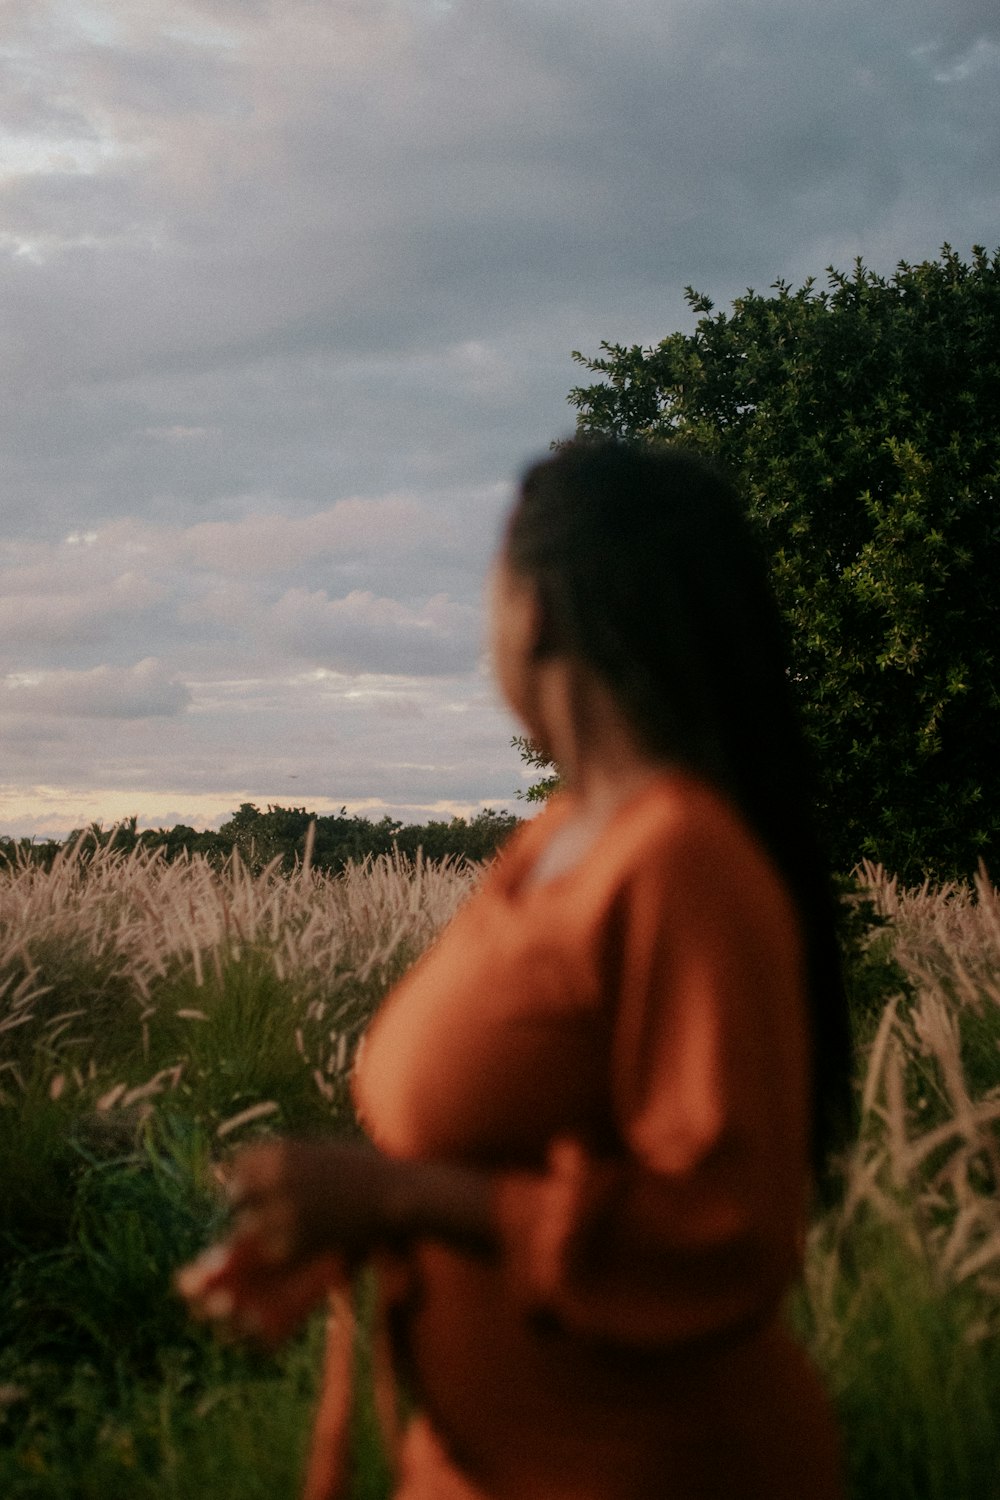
(798, 862, 1000, 1499)
(0, 838, 472, 1125)
(1, 844, 999, 1497)
(0, 842, 472, 1499)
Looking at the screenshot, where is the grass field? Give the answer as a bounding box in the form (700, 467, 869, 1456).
(1, 843, 999, 1498)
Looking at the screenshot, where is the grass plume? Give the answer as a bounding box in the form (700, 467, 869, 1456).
(1, 847, 999, 1496)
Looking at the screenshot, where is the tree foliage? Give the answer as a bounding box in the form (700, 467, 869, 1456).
(565, 244, 1000, 879)
(0, 805, 520, 875)
(511, 736, 563, 803)
(214, 803, 519, 873)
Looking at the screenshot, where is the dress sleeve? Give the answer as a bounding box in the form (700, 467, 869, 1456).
(492, 810, 811, 1349)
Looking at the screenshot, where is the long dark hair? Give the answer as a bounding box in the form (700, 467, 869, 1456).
(505, 440, 852, 1177)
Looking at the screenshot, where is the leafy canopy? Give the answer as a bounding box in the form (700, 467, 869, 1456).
(1, 804, 520, 874)
(553, 245, 1000, 879)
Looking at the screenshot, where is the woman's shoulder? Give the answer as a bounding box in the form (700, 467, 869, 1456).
(604, 772, 763, 871)
(634, 779, 803, 960)
(483, 773, 791, 934)
(595, 773, 797, 933)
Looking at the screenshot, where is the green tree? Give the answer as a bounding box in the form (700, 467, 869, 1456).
(561, 244, 1000, 879)
(209, 803, 518, 872)
(394, 807, 520, 864)
(216, 804, 400, 873)
(216, 802, 290, 872)
(512, 737, 563, 803)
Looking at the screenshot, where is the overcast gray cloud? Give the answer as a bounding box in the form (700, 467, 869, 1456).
(3, 658, 190, 718)
(0, 0, 997, 834)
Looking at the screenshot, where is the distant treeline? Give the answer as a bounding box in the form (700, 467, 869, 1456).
(0, 802, 521, 875)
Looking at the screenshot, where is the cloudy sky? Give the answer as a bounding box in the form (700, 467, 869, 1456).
(1, 0, 997, 837)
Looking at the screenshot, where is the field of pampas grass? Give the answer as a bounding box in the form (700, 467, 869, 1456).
(799, 862, 1000, 1499)
(0, 841, 474, 1130)
(1, 845, 999, 1498)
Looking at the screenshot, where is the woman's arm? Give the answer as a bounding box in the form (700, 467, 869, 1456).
(177, 1140, 498, 1343)
(228, 1138, 498, 1262)
(492, 816, 812, 1349)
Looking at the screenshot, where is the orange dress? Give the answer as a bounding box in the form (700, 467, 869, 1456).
(352, 773, 844, 1500)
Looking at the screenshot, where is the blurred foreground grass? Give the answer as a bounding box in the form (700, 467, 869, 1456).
(1, 844, 999, 1498)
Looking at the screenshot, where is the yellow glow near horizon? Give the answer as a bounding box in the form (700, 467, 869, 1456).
(0, 786, 496, 839)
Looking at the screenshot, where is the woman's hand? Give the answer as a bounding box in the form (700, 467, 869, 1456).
(176, 1236, 347, 1348)
(176, 1136, 498, 1346)
(177, 1138, 398, 1347)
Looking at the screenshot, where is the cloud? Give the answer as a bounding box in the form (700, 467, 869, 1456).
(173, 495, 448, 574)
(0, 659, 525, 838)
(0, 0, 995, 826)
(3, 659, 191, 718)
(4, 1, 996, 379)
(1, 1, 995, 534)
(0, 568, 167, 647)
(268, 588, 481, 675)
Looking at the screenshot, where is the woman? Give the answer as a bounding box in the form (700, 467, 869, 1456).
(180, 442, 851, 1499)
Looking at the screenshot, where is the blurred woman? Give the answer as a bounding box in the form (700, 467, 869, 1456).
(181, 441, 851, 1500)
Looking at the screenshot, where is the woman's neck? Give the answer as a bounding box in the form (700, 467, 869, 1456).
(528, 656, 666, 820)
